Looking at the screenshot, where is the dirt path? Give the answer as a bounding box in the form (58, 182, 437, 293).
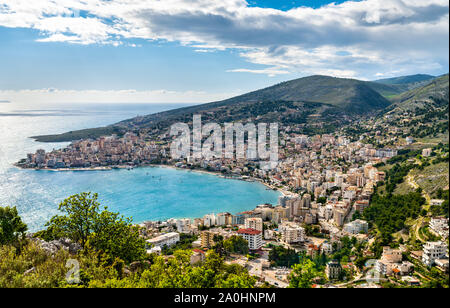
(406, 175, 431, 204)
(414, 217, 426, 243)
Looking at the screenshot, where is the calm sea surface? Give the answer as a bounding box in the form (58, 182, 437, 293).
(0, 102, 280, 231)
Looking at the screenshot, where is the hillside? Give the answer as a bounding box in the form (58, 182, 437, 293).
(32, 75, 393, 142)
(370, 74, 436, 98)
(386, 74, 449, 113)
(375, 74, 435, 85)
(212, 75, 391, 112)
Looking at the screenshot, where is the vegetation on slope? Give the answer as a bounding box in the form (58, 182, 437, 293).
(375, 74, 435, 85)
(31, 74, 396, 142)
(0, 193, 258, 288)
(387, 74, 449, 113)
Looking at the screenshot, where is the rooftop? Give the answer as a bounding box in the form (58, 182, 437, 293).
(237, 228, 262, 235)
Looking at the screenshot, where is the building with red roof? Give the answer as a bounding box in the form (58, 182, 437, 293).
(237, 228, 263, 250)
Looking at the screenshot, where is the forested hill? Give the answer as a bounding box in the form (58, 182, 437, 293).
(208, 75, 392, 112)
(386, 74, 449, 113)
(32, 75, 397, 142)
(374, 74, 435, 85)
(32, 74, 446, 143)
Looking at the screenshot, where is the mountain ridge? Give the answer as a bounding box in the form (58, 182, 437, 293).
(385, 74, 449, 114)
(31, 73, 443, 143)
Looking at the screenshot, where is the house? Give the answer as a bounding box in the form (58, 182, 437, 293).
(406, 136, 414, 144)
(435, 259, 449, 273)
(190, 249, 206, 265)
(402, 276, 421, 286)
(422, 148, 432, 157)
(321, 242, 333, 255)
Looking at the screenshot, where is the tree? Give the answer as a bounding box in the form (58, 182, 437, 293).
(223, 235, 249, 255)
(133, 250, 256, 288)
(41, 192, 101, 247)
(212, 234, 226, 256)
(288, 258, 323, 288)
(269, 246, 299, 267)
(86, 210, 146, 264)
(0, 206, 27, 246)
(352, 210, 361, 221)
(39, 192, 146, 263)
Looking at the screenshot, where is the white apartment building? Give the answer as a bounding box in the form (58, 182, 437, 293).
(176, 218, 191, 233)
(321, 242, 333, 255)
(343, 219, 369, 234)
(216, 213, 227, 226)
(333, 208, 347, 227)
(237, 228, 263, 250)
(280, 224, 305, 244)
(376, 260, 396, 276)
(430, 217, 449, 239)
(264, 229, 275, 240)
(146, 232, 180, 249)
(245, 217, 263, 232)
(422, 241, 448, 267)
(202, 214, 216, 227)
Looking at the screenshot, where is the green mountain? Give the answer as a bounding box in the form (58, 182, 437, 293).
(387, 74, 449, 113)
(33, 75, 395, 142)
(375, 74, 435, 85)
(211, 75, 391, 112)
(370, 74, 436, 98)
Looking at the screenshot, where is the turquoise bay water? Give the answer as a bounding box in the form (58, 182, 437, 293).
(0, 103, 280, 231)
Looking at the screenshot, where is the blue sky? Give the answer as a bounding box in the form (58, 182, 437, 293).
(0, 0, 448, 104)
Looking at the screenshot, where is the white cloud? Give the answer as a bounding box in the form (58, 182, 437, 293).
(0, 0, 448, 79)
(227, 68, 290, 77)
(0, 88, 242, 104)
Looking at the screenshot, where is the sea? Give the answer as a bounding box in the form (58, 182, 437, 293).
(0, 102, 280, 232)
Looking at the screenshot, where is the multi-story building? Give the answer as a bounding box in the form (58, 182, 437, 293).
(430, 217, 449, 239)
(333, 209, 347, 227)
(146, 232, 180, 249)
(201, 231, 216, 248)
(176, 218, 191, 233)
(321, 242, 333, 255)
(279, 223, 305, 244)
(237, 228, 263, 250)
(343, 219, 369, 234)
(232, 213, 246, 225)
(422, 241, 448, 267)
(381, 247, 403, 263)
(245, 217, 263, 232)
(326, 260, 342, 280)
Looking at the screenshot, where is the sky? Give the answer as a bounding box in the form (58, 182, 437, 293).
(0, 0, 448, 104)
